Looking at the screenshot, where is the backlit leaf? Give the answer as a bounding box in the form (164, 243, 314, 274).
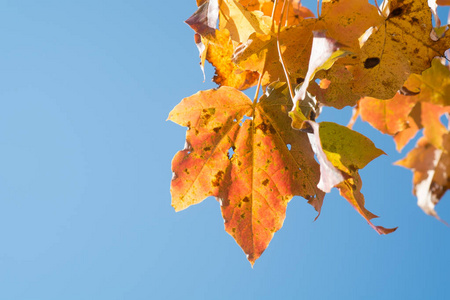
(169, 83, 324, 264)
(396, 134, 450, 223)
(305, 121, 394, 233)
(351, 0, 450, 99)
(203, 29, 259, 89)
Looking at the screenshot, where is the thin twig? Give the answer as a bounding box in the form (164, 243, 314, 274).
(271, 0, 279, 32)
(285, 0, 290, 27)
(277, 0, 295, 100)
(374, 0, 385, 18)
(253, 63, 266, 104)
(317, 0, 320, 18)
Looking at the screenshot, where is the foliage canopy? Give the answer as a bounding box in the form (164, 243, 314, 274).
(169, 0, 450, 265)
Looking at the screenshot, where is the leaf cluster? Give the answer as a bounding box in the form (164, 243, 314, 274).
(169, 0, 450, 264)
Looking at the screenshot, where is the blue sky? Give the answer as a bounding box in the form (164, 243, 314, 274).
(0, 1, 449, 299)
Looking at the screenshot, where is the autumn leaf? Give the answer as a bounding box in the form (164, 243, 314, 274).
(218, 0, 271, 44)
(239, 0, 315, 26)
(169, 83, 324, 264)
(320, 0, 383, 55)
(359, 93, 417, 136)
(186, 0, 219, 37)
(351, 0, 450, 99)
(311, 66, 361, 109)
(292, 30, 350, 108)
(404, 58, 450, 106)
(304, 121, 395, 234)
(203, 29, 259, 89)
(233, 18, 318, 86)
(396, 134, 450, 223)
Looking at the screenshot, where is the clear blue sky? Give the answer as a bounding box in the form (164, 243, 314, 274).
(0, 1, 449, 299)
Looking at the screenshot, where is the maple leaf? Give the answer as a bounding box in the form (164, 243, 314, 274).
(359, 92, 417, 136)
(218, 0, 271, 44)
(403, 58, 450, 106)
(304, 121, 396, 234)
(350, 0, 450, 99)
(169, 83, 324, 264)
(359, 97, 450, 152)
(233, 18, 318, 86)
(203, 29, 259, 89)
(239, 0, 315, 26)
(396, 134, 450, 223)
(292, 30, 350, 108)
(310, 66, 361, 109)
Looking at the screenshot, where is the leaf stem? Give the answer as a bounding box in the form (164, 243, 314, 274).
(317, 0, 320, 18)
(271, 0, 279, 32)
(253, 63, 266, 104)
(277, 0, 295, 101)
(374, 0, 385, 18)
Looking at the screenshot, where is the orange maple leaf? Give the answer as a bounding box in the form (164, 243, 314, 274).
(169, 83, 324, 264)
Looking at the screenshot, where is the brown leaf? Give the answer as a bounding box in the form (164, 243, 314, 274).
(337, 173, 398, 234)
(396, 134, 450, 223)
(169, 83, 324, 264)
(186, 0, 219, 37)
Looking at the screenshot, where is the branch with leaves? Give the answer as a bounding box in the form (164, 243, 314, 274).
(170, 0, 450, 265)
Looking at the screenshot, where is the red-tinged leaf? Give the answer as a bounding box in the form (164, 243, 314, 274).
(169, 83, 324, 264)
(396, 135, 450, 223)
(186, 0, 219, 37)
(359, 93, 417, 135)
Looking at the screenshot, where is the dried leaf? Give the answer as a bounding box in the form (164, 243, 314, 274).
(186, 0, 220, 37)
(396, 135, 450, 223)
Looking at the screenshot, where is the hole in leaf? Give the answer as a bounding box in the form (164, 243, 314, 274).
(227, 146, 235, 159)
(287, 144, 292, 150)
(364, 57, 380, 69)
(239, 115, 253, 126)
(440, 114, 449, 129)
